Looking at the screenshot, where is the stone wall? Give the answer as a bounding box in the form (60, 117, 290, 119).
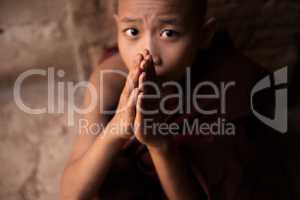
(0, 0, 76, 82)
(65, 0, 117, 80)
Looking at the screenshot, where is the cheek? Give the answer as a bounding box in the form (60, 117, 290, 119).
(118, 37, 139, 70)
(172, 37, 197, 65)
(157, 37, 197, 78)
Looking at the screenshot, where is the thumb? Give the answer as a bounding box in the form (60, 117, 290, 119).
(128, 88, 140, 114)
(134, 92, 144, 130)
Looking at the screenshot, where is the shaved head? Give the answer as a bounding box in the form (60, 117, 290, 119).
(113, 0, 207, 25)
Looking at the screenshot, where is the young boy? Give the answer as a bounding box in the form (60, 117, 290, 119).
(60, 0, 290, 199)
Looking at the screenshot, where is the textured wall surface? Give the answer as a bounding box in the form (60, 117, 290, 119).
(0, 0, 299, 199)
(0, 0, 77, 82)
(0, 82, 81, 200)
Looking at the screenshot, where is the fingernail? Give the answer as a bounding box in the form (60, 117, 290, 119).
(136, 54, 142, 63)
(143, 49, 149, 55)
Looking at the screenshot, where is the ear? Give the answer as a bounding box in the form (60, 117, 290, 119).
(113, 14, 119, 20)
(199, 17, 217, 48)
(113, 14, 120, 24)
(113, 14, 121, 30)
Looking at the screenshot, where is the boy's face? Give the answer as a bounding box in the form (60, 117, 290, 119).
(114, 0, 207, 81)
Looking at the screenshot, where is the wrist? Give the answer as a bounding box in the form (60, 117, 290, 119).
(147, 138, 174, 154)
(103, 120, 131, 144)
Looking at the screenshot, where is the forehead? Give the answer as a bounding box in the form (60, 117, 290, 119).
(118, 0, 193, 19)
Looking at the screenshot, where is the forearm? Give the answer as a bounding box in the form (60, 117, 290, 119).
(148, 142, 203, 200)
(60, 122, 126, 200)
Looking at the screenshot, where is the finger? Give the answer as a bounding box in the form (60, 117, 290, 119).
(129, 66, 142, 90)
(145, 54, 156, 78)
(140, 54, 155, 81)
(138, 72, 146, 92)
(140, 49, 150, 71)
(134, 53, 143, 69)
(135, 92, 144, 127)
(128, 88, 140, 112)
(125, 60, 143, 96)
(140, 59, 147, 71)
(143, 49, 150, 57)
(132, 53, 143, 81)
(141, 56, 157, 95)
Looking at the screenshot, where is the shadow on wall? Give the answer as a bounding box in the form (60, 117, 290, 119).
(289, 33, 300, 106)
(287, 32, 300, 200)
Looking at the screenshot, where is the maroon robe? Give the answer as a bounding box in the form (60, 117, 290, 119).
(96, 31, 291, 200)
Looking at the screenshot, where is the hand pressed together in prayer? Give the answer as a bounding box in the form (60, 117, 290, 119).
(134, 49, 172, 149)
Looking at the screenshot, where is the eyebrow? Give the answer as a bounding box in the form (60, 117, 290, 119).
(120, 17, 142, 23)
(158, 18, 182, 25)
(120, 16, 182, 25)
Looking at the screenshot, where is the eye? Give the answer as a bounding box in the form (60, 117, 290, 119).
(160, 29, 180, 39)
(124, 28, 139, 38)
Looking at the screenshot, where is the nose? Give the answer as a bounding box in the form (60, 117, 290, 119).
(143, 35, 162, 66)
